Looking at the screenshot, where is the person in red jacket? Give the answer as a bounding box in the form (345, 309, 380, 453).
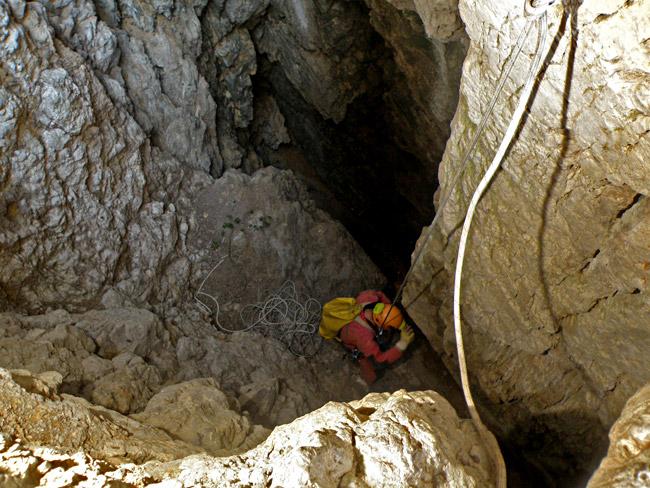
(339, 290, 415, 384)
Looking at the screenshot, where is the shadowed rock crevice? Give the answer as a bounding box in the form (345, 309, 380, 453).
(254, 57, 434, 282)
(247, 0, 468, 282)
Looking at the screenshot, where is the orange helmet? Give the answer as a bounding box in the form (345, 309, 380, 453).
(372, 303, 404, 329)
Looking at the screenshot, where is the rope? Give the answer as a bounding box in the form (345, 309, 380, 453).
(392, 15, 535, 313)
(194, 256, 249, 332)
(525, 0, 560, 16)
(195, 263, 322, 357)
(453, 7, 552, 488)
(394, 0, 560, 312)
(384, 1, 558, 484)
(194, 256, 322, 358)
(240, 281, 323, 358)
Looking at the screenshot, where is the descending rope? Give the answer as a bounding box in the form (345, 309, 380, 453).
(390, 15, 535, 314)
(380, 1, 559, 485)
(452, 3, 557, 487)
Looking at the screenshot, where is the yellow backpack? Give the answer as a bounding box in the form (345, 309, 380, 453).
(319, 297, 362, 340)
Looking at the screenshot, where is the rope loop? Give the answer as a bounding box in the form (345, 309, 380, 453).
(525, 0, 559, 16)
(195, 268, 323, 358)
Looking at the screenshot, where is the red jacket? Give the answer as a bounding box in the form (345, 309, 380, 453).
(339, 290, 402, 384)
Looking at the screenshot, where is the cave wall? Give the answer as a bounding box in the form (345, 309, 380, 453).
(0, 0, 385, 315)
(247, 0, 468, 280)
(0, 0, 202, 311)
(364, 0, 467, 187)
(403, 0, 650, 480)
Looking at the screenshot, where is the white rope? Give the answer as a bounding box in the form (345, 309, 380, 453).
(525, 0, 560, 16)
(196, 266, 323, 357)
(392, 16, 535, 311)
(194, 256, 249, 332)
(453, 9, 551, 488)
(240, 281, 323, 357)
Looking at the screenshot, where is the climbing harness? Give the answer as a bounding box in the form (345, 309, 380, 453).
(388, 1, 561, 486)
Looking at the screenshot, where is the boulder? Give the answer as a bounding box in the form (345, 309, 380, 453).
(132, 378, 270, 455)
(0, 368, 202, 465)
(0, 387, 492, 487)
(589, 383, 650, 488)
(90, 362, 163, 414)
(171, 390, 494, 487)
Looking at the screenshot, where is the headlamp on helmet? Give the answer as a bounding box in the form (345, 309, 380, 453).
(372, 303, 404, 329)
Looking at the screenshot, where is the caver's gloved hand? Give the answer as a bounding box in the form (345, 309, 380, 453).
(396, 321, 415, 351)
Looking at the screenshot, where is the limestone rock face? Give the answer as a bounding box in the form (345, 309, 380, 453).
(197, 0, 270, 173)
(0, 0, 386, 318)
(0, 368, 203, 465)
(40, 0, 220, 172)
(0, 388, 492, 487)
(0, 310, 172, 414)
(254, 0, 378, 123)
(132, 378, 270, 456)
(0, 435, 154, 488)
(589, 383, 650, 488)
(0, 307, 366, 430)
(404, 0, 650, 479)
(189, 167, 385, 323)
(364, 0, 468, 185)
(0, 0, 205, 313)
(163, 390, 494, 487)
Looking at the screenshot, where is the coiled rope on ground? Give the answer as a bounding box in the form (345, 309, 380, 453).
(195, 260, 322, 358)
(240, 281, 323, 358)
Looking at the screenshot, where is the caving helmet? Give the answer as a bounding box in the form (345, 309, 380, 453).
(371, 303, 404, 329)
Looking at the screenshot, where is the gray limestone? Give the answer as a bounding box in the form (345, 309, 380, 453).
(403, 0, 650, 478)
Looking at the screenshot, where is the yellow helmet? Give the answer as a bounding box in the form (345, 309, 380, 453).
(372, 303, 404, 329)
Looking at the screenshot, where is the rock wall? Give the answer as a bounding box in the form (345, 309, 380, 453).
(0, 0, 206, 312)
(364, 0, 467, 185)
(252, 0, 469, 280)
(0, 372, 495, 487)
(588, 382, 650, 487)
(42, 0, 220, 173)
(254, 0, 378, 124)
(404, 0, 650, 480)
(0, 0, 387, 315)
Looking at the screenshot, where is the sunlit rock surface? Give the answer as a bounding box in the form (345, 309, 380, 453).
(0, 385, 493, 487)
(0, 368, 204, 465)
(589, 383, 650, 488)
(404, 0, 650, 479)
(167, 390, 493, 487)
